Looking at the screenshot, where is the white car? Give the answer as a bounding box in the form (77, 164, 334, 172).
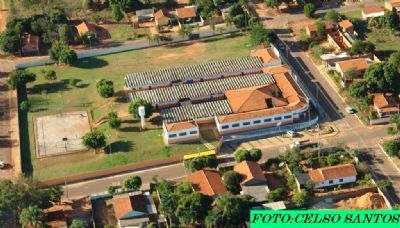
(0, 161, 4, 169)
(345, 106, 355, 114)
(286, 130, 296, 137)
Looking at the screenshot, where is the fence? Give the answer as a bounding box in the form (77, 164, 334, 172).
(222, 116, 319, 143)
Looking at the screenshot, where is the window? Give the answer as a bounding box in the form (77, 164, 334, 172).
(179, 132, 187, 137)
(329, 180, 333, 184)
(339, 179, 343, 182)
(189, 131, 198, 135)
(243, 122, 250, 126)
(274, 116, 282, 121)
(284, 115, 292, 119)
(253, 120, 261, 124)
(232, 123, 240, 128)
(221, 125, 229, 129)
(169, 134, 177, 138)
(264, 118, 272, 123)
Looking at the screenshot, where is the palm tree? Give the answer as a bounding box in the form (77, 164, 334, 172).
(19, 205, 43, 228)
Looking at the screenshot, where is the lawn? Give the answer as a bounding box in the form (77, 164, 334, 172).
(366, 28, 400, 55)
(106, 24, 150, 42)
(342, 9, 362, 20)
(22, 34, 254, 181)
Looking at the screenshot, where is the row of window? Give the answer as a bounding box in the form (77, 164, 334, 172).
(169, 130, 198, 138)
(321, 178, 344, 185)
(220, 115, 293, 130)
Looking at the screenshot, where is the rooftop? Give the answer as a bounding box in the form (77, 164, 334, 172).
(125, 56, 264, 89)
(154, 9, 170, 20)
(188, 169, 228, 196)
(362, 5, 384, 14)
(113, 192, 155, 220)
(251, 48, 280, 64)
(166, 121, 198, 131)
(307, 21, 334, 32)
(308, 164, 357, 182)
(336, 58, 369, 73)
(176, 7, 197, 19)
(234, 160, 266, 185)
(338, 20, 353, 29)
(75, 21, 96, 35)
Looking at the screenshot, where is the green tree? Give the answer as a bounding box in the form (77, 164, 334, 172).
(7, 69, 36, 90)
(249, 148, 262, 161)
(326, 153, 340, 166)
(19, 205, 43, 228)
(48, 186, 63, 205)
(128, 98, 153, 119)
(249, 22, 276, 46)
(205, 194, 254, 227)
(58, 24, 74, 44)
(146, 222, 159, 228)
(292, 189, 311, 207)
(348, 80, 368, 98)
(124, 175, 142, 191)
(235, 148, 262, 162)
(382, 10, 399, 30)
(111, 4, 124, 22)
(175, 182, 193, 195)
(304, 3, 315, 18)
(315, 20, 327, 39)
(349, 40, 375, 56)
(184, 156, 218, 171)
(175, 192, 212, 225)
(96, 79, 114, 98)
(222, 170, 242, 194)
(389, 51, 400, 71)
(49, 42, 77, 65)
(47, 6, 68, 24)
(82, 130, 107, 152)
(264, 0, 279, 10)
(324, 10, 343, 22)
(70, 219, 86, 228)
(377, 179, 393, 191)
(0, 30, 20, 53)
(45, 70, 57, 80)
(383, 140, 400, 157)
(364, 62, 400, 93)
(107, 185, 117, 195)
(19, 100, 30, 112)
(266, 188, 285, 202)
(159, 192, 178, 227)
(108, 112, 121, 129)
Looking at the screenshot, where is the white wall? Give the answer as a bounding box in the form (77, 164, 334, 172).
(163, 123, 199, 142)
(314, 175, 356, 188)
(363, 11, 384, 19)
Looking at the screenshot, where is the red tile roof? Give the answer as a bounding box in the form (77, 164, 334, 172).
(166, 121, 198, 131)
(113, 193, 147, 219)
(251, 48, 279, 64)
(234, 160, 266, 185)
(362, 5, 384, 15)
(339, 20, 353, 29)
(75, 21, 96, 35)
(308, 164, 357, 182)
(336, 58, 368, 73)
(154, 9, 170, 20)
(176, 7, 197, 19)
(188, 169, 228, 196)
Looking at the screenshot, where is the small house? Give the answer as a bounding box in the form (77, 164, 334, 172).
(21, 33, 40, 55)
(296, 164, 357, 189)
(306, 21, 334, 37)
(362, 5, 384, 20)
(154, 9, 171, 27)
(385, 1, 400, 12)
(338, 20, 354, 34)
(335, 58, 369, 86)
(373, 93, 400, 118)
(113, 191, 158, 228)
(188, 169, 228, 197)
(176, 6, 198, 26)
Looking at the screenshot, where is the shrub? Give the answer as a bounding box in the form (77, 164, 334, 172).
(266, 188, 285, 202)
(45, 70, 57, 80)
(107, 185, 117, 195)
(383, 140, 400, 157)
(19, 100, 30, 112)
(304, 3, 315, 18)
(124, 175, 142, 191)
(96, 79, 114, 98)
(377, 179, 392, 191)
(129, 99, 153, 119)
(292, 189, 311, 207)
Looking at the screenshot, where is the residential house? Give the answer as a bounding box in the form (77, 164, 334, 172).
(306, 21, 334, 37)
(251, 47, 281, 67)
(154, 9, 171, 27)
(362, 5, 384, 20)
(176, 6, 198, 26)
(75, 21, 97, 37)
(373, 93, 400, 118)
(385, 1, 400, 12)
(335, 58, 369, 87)
(188, 169, 228, 197)
(113, 191, 158, 228)
(21, 33, 40, 55)
(136, 9, 154, 22)
(296, 164, 357, 189)
(234, 160, 269, 202)
(338, 20, 354, 34)
(327, 31, 351, 52)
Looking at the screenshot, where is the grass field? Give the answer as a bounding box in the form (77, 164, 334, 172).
(366, 28, 400, 54)
(22, 34, 254, 180)
(107, 24, 150, 42)
(342, 9, 362, 20)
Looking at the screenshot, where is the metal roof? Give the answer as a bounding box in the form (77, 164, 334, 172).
(124, 56, 264, 88)
(129, 73, 275, 105)
(160, 100, 233, 123)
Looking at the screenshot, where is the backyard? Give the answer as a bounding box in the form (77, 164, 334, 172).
(22, 34, 254, 181)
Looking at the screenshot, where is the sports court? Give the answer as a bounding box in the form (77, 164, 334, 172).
(34, 111, 91, 158)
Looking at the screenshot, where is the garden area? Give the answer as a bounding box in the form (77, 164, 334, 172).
(19, 34, 255, 181)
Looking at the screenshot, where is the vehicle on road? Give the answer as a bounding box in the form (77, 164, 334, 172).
(345, 106, 355, 114)
(0, 161, 4, 169)
(286, 130, 296, 137)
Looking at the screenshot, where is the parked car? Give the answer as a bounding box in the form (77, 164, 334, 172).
(286, 130, 296, 137)
(0, 161, 5, 169)
(345, 106, 355, 114)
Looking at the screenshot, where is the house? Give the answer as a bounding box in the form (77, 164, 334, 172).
(251, 47, 281, 67)
(176, 6, 198, 26)
(75, 21, 97, 37)
(327, 31, 351, 52)
(306, 21, 334, 37)
(21, 33, 40, 55)
(154, 9, 171, 27)
(362, 5, 384, 20)
(113, 191, 158, 228)
(385, 1, 400, 12)
(234, 161, 269, 202)
(188, 169, 228, 197)
(296, 164, 357, 189)
(373, 93, 400, 118)
(136, 9, 154, 22)
(335, 58, 369, 86)
(338, 20, 354, 34)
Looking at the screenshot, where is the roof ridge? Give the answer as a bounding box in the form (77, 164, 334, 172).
(202, 170, 217, 195)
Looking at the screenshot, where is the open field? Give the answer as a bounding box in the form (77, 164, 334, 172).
(22, 34, 254, 180)
(366, 28, 400, 56)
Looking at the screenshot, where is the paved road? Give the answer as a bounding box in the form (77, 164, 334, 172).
(0, 72, 13, 179)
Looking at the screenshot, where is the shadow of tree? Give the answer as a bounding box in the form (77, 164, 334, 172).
(73, 57, 109, 69)
(114, 90, 128, 103)
(107, 140, 135, 153)
(30, 79, 71, 94)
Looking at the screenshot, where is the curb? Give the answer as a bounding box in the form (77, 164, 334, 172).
(378, 142, 400, 175)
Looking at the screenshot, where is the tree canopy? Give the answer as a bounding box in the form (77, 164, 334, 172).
(304, 3, 315, 18)
(82, 130, 107, 152)
(222, 170, 243, 194)
(49, 42, 78, 65)
(364, 62, 400, 93)
(96, 79, 114, 98)
(19, 205, 43, 228)
(266, 188, 285, 202)
(349, 40, 375, 56)
(7, 69, 36, 90)
(175, 192, 213, 225)
(184, 156, 218, 172)
(123, 175, 142, 191)
(292, 189, 311, 207)
(129, 98, 153, 119)
(348, 80, 368, 99)
(235, 148, 262, 163)
(324, 10, 344, 23)
(249, 22, 277, 46)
